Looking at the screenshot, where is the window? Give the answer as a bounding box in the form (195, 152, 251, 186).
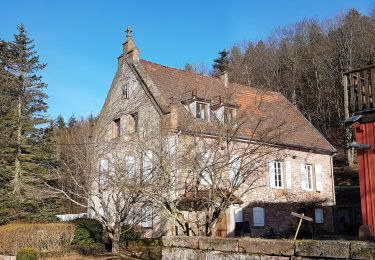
(99, 159, 109, 186)
(122, 84, 129, 99)
(112, 118, 121, 138)
(224, 107, 235, 124)
(124, 155, 136, 176)
(269, 161, 283, 188)
(142, 150, 153, 181)
(196, 102, 209, 121)
(141, 206, 153, 228)
(314, 208, 324, 223)
(253, 207, 265, 226)
(305, 165, 313, 190)
(131, 112, 139, 132)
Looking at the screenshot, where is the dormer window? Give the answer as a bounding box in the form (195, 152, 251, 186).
(224, 107, 236, 124)
(196, 102, 209, 121)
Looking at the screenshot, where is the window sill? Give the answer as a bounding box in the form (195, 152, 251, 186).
(252, 225, 265, 229)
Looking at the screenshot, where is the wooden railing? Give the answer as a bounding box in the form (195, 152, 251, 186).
(343, 64, 375, 117)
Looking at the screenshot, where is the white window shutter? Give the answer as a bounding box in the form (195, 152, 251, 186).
(125, 155, 135, 176)
(189, 101, 196, 117)
(230, 156, 241, 184)
(285, 161, 292, 189)
(216, 106, 224, 122)
(234, 206, 243, 223)
(100, 159, 109, 172)
(143, 150, 153, 180)
(300, 163, 306, 190)
(268, 162, 275, 188)
(201, 152, 212, 185)
(315, 164, 323, 192)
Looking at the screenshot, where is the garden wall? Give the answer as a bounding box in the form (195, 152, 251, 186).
(162, 236, 375, 259)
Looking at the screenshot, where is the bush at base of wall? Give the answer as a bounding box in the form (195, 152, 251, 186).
(16, 248, 38, 260)
(0, 223, 75, 255)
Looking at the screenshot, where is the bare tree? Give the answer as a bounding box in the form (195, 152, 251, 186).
(139, 88, 294, 237)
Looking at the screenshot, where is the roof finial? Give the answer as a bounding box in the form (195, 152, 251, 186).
(119, 26, 140, 63)
(126, 26, 132, 39)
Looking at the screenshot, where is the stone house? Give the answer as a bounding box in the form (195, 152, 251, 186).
(91, 28, 337, 238)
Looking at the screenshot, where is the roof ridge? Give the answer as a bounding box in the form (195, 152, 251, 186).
(139, 59, 282, 96)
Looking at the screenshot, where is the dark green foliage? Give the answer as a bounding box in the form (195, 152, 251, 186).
(67, 115, 77, 128)
(16, 248, 38, 260)
(71, 218, 103, 244)
(212, 49, 229, 76)
(56, 114, 65, 129)
(120, 224, 145, 242)
(0, 24, 62, 224)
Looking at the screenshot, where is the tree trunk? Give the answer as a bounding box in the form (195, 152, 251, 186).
(13, 95, 22, 195)
(109, 223, 121, 253)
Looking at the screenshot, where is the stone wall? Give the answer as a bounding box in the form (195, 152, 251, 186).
(162, 236, 375, 259)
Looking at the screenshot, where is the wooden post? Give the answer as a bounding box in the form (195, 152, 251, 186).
(291, 212, 313, 240)
(343, 73, 349, 119)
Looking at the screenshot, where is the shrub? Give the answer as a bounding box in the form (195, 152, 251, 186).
(0, 223, 75, 255)
(120, 224, 145, 242)
(71, 218, 102, 244)
(16, 248, 38, 260)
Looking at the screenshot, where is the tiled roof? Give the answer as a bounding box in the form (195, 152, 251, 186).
(138, 59, 336, 154)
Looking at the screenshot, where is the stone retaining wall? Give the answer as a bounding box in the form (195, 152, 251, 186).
(162, 236, 375, 259)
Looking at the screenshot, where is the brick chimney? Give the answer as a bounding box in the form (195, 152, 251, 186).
(118, 26, 140, 64)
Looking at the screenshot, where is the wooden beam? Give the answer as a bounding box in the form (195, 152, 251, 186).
(350, 73, 355, 112)
(357, 72, 363, 111)
(343, 74, 349, 118)
(291, 212, 313, 221)
(364, 69, 370, 109)
(343, 64, 375, 75)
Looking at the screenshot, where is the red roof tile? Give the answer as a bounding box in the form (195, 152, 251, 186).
(137, 59, 335, 154)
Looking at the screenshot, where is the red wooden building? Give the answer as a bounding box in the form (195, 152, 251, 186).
(343, 65, 375, 235)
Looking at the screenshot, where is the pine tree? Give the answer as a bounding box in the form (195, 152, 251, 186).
(56, 114, 65, 129)
(212, 49, 229, 76)
(67, 115, 77, 128)
(7, 24, 49, 195)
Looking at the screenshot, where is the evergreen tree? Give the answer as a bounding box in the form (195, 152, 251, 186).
(56, 114, 65, 129)
(7, 24, 48, 195)
(67, 115, 77, 128)
(212, 49, 229, 76)
(0, 25, 60, 223)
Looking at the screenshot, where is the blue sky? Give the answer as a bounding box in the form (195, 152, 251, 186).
(1, 0, 373, 120)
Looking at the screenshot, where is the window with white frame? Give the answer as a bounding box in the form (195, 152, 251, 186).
(99, 159, 109, 186)
(314, 208, 324, 223)
(253, 207, 265, 226)
(269, 161, 283, 188)
(224, 107, 235, 124)
(124, 155, 136, 176)
(141, 205, 153, 228)
(305, 164, 313, 190)
(142, 150, 153, 181)
(196, 102, 209, 121)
